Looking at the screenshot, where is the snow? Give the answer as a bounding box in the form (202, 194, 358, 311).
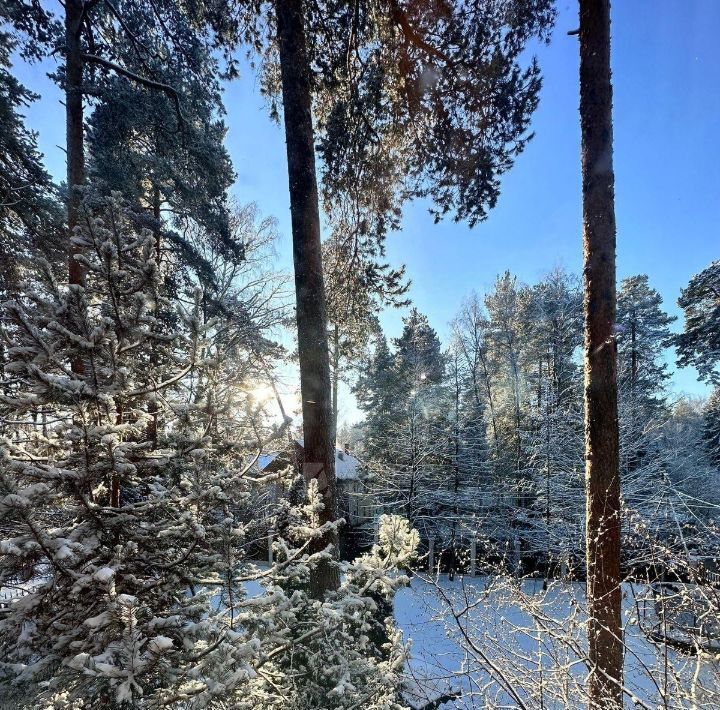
(393, 575, 720, 708)
(93, 567, 115, 583)
(334, 449, 360, 481)
(147, 635, 174, 653)
(84, 611, 110, 629)
(67, 653, 90, 670)
(214, 566, 719, 707)
(55, 545, 74, 560)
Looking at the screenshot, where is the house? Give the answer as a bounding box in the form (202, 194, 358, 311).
(254, 439, 371, 558)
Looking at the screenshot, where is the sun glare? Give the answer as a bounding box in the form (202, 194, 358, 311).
(246, 383, 275, 403)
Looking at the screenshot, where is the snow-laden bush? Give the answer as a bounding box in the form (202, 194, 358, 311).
(221, 511, 419, 710)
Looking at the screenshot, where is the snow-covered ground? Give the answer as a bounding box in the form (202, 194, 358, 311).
(394, 575, 720, 709)
(5, 571, 718, 707)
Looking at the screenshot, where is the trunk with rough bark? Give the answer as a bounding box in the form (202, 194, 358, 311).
(146, 185, 162, 447)
(479, 349, 500, 456)
(66, 0, 86, 388)
(331, 323, 340, 444)
(64, 0, 92, 502)
(66, 0, 85, 291)
(275, 0, 340, 597)
(578, 0, 623, 706)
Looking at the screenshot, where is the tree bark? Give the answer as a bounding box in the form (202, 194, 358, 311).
(578, 1, 623, 706)
(152, 185, 162, 264)
(66, 0, 85, 291)
(478, 348, 500, 457)
(146, 186, 162, 447)
(331, 323, 340, 444)
(452, 355, 461, 577)
(275, 0, 340, 596)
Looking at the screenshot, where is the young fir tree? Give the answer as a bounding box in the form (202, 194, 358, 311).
(354, 332, 401, 467)
(0, 193, 419, 708)
(0, 193, 236, 705)
(357, 311, 448, 544)
(392, 308, 448, 532)
(242, 511, 418, 710)
(393, 310, 445, 396)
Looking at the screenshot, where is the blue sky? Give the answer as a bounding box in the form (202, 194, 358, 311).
(12, 1, 719, 423)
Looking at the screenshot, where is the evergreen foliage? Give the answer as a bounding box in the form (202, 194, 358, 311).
(355, 269, 713, 578)
(0, 194, 416, 708)
(1, 3, 719, 707)
(0, 31, 62, 297)
(677, 260, 720, 386)
(704, 387, 720, 466)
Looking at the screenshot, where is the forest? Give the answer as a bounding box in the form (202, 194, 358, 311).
(0, 1, 718, 708)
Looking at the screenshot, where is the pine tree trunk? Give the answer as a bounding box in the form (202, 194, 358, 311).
(331, 323, 340, 444)
(146, 186, 162, 448)
(66, 0, 85, 290)
(578, 0, 623, 706)
(275, 0, 339, 597)
(452, 356, 461, 576)
(478, 349, 500, 457)
(66, 0, 86, 383)
(628, 319, 638, 472)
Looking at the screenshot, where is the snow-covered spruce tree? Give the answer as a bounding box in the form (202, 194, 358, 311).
(0, 193, 238, 704)
(0, 193, 418, 708)
(357, 311, 449, 546)
(354, 332, 401, 468)
(233, 508, 417, 710)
